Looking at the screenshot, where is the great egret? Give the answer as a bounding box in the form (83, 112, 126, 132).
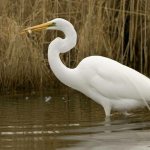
(21, 18, 150, 117)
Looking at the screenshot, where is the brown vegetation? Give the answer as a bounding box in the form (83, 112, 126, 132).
(0, 0, 150, 90)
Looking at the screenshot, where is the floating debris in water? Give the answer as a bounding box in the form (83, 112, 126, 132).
(31, 91, 36, 95)
(45, 96, 52, 102)
(55, 130, 60, 134)
(25, 97, 29, 100)
(62, 97, 65, 100)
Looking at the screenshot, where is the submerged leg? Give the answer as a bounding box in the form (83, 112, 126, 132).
(104, 111, 111, 133)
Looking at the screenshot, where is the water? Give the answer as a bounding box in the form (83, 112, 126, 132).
(0, 90, 150, 150)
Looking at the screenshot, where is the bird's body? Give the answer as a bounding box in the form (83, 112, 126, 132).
(22, 18, 150, 117)
(75, 56, 150, 115)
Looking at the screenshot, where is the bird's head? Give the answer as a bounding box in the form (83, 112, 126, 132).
(20, 18, 73, 34)
(21, 18, 77, 53)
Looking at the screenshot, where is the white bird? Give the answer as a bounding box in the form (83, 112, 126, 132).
(21, 18, 150, 118)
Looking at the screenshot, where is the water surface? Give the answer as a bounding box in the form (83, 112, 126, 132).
(0, 90, 150, 150)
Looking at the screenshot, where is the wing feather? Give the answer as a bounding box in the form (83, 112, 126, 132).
(79, 56, 150, 101)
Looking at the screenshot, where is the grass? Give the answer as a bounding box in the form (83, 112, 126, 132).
(0, 0, 150, 90)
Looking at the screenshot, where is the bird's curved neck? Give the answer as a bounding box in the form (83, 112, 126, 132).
(48, 26, 77, 88)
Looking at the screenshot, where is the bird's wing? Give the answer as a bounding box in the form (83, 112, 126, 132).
(88, 60, 150, 101)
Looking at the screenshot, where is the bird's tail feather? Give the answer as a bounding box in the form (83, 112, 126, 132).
(127, 75, 150, 111)
(143, 99, 150, 111)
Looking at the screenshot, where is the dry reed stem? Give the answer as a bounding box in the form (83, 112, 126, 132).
(0, 0, 150, 90)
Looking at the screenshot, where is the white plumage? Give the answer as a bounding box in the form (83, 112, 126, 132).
(22, 18, 150, 117)
(75, 56, 150, 115)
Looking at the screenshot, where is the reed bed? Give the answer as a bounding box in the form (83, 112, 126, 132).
(0, 0, 150, 90)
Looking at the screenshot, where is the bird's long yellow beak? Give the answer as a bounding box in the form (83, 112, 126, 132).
(20, 22, 55, 34)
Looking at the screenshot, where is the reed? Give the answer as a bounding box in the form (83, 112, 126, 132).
(0, 0, 150, 90)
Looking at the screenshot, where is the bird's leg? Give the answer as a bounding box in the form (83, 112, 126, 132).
(105, 116, 111, 122)
(123, 111, 134, 117)
(104, 114, 111, 133)
(103, 104, 111, 118)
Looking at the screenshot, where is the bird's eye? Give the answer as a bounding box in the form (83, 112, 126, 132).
(50, 22, 56, 27)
